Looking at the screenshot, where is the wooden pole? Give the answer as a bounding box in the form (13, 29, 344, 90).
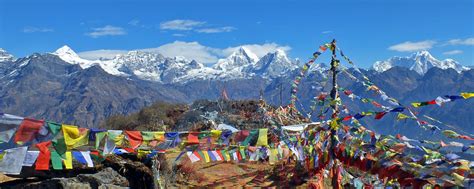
(329, 39, 341, 188)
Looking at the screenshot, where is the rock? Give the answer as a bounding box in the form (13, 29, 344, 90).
(1, 167, 129, 189)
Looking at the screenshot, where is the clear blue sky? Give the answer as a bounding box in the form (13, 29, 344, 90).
(0, 0, 472, 67)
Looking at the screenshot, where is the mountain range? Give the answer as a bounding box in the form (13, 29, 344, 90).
(0, 46, 472, 140)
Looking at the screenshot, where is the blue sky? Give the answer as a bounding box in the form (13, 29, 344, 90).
(0, 0, 473, 67)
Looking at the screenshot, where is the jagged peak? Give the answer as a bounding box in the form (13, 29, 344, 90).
(373, 50, 470, 75)
(233, 46, 259, 62)
(54, 45, 78, 57)
(0, 48, 15, 62)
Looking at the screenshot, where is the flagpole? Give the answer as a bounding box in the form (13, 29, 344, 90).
(329, 39, 341, 188)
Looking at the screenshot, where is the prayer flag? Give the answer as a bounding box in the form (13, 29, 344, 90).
(390, 107, 405, 112)
(81, 151, 94, 167)
(35, 141, 52, 171)
(0, 146, 28, 175)
(187, 132, 200, 144)
(239, 147, 247, 160)
(64, 151, 73, 169)
(95, 132, 107, 150)
(442, 130, 459, 138)
(235, 130, 249, 142)
(216, 150, 224, 161)
(23, 151, 40, 167)
(201, 150, 210, 163)
(124, 131, 142, 149)
(72, 151, 87, 165)
(141, 131, 155, 141)
(411, 103, 422, 108)
(207, 150, 217, 161)
(154, 132, 165, 141)
(222, 150, 230, 161)
(461, 92, 474, 99)
(256, 129, 268, 146)
(62, 125, 89, 149)
(435, 96, 451, 106)
(0, 114, 23, 143)
(186, 151, 200, 163)
(396, 113, 410, 120)
(374, 112, 387, 120)
(14, 118, 44, 144)
(241, 130, 258, 146)
(211, 130, 222, 139)
(51, 150, 63, 170)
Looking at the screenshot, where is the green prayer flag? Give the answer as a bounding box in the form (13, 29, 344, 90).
(51, 150, 63, 170)
(239, 147, 246, 160)
(47, 122, 62, 136)
(222, 150, 228, 161)
(53, 138, 67, 157)
(141, 131, 155, 141)
(241, 130, 258, 146)
(95, 132, 107, 149)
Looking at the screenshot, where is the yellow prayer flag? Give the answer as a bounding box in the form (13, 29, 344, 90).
(202, 151, 210, 163)
(154, 131, 165, 141)
(64, 151, 73, 169)
(138, 149, 151, 158)
(269, 148, 278, 165)
(62, 125, 89, 149)
(224, 151, 231, 161)
(411, 103, 421, 108)
(397, 113, 410, 120)
(114, 134, 125, 146)
(452, 172, 465, 186)
(211, 130, 222, 139)
(461, 92, 474, 99)
(330, 119, 339, 130)
(256, 129, 268, 146)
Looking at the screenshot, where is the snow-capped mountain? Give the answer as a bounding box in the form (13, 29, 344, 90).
(112, 51, 205, 83)
(213, 47, 259, 71)
(246, 49, 298, 78)
(51, 45, 299, 83)
(112, 50, 166, 81)
(51, 45, 126, 76)
(372, 50, 470, 75)
(0, 48, 14, 62)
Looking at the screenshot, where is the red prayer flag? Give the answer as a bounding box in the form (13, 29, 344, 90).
(459, 135, 474, 140)
(14, 118, 44, 144)
(125, 131, 143, 149)
(235, 130, 249, 142)
(343, 90, 352, 95)
(187, 132, 200, 144)
(342, 116, 352, 121)
(371, 101, 382, 108)
(374, 112, 387, 120)
(427, 100, 437, 105)
(193, 151, 202, 159)
(216, 150, 225, 161)
(236, 151, 242, 160)
(35, 141, 52, 170)
(123, 148, 135, 153)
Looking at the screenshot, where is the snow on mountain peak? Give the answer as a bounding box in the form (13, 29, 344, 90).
(0, 48, 14, 62)
(247, 49, 297, 78)
(372, 51, 470, 75)
(213, 46, 259, 71)
(52, 45, 88, 65)
(50, 45, 127, 76)
(55, 45, 77, 56)
(237, 46, 259, 62)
